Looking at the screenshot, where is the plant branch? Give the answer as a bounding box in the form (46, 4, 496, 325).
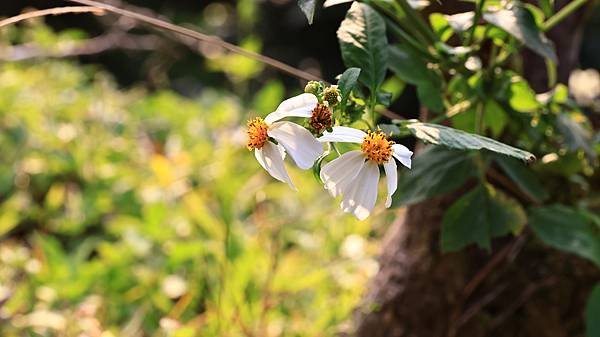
(2, 0, 323, 82)
(0, 6, 104, 28)
(542, 0, 589, 32)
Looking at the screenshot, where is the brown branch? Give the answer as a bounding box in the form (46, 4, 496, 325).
(60, 0, 322, 82)
(0, 6, 104, 28)
(0, 31, 159, 61)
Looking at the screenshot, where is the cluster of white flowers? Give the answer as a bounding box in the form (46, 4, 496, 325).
(246, 92, 412, 220)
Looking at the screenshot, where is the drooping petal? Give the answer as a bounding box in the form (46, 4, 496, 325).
(320, 150, 365, 197)
(264, 93, 318, 124)
(254, 142, 295, 189)
(340, 161, 380, 220)
(392, 144, 413, 169)
(383, 159, 398, 208)
(268, 121, 324, 169)
(318, 126, 367, 144)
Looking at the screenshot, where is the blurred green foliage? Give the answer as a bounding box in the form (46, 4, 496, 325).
(0, 57, 390, 336)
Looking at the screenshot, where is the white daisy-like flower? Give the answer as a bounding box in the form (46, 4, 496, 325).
(246, 93, 324, 189)
(318, 126, 413, 220)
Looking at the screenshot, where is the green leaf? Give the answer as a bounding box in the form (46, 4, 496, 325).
(587, 284, 600, 337)
(429, 13, 453, 42)
(508, 77, 540, 113)
(529, 205, 600, 267)
(394, 147, 477, 206)
(416, 81, 445, 113)
(338, 2, 388, 96)
(388, 45, 444, 112)
(556, 113, 597, 162)
(441, 184, 527, 252)
(298, 0, 317, 24)
(483, 5, 557, 62)
(406, 122, 536, 162)
(337, 67, 361, 106)
(494, 155, 549, 203)
(483, 99, 508, 137)
(388, 45, 437, 85)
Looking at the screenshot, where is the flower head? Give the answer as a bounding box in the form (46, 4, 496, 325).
(322, 85, 341, 107)
(318, 127, 413, 220)
(309, 103, 333, 134)
(246, 93, 324, 189)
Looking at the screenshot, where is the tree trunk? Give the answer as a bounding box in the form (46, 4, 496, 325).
(353, 2, 598, 336)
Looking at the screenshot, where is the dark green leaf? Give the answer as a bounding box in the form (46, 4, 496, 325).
(494, 155, 549, 203)
(298, 0, 317, 24)
(483, 5, 557, 62)
(441, 184, 526, 252)
(407, 122, 536, 162)
(337, 67, 361, 106)
(393, 147, 477, 206)
(416, 81, 445, 113)
(337, 2, 388, 96)
(587, 284, 600, 337)
(529, 205, 600, 267)
(388, 45, 437, 85)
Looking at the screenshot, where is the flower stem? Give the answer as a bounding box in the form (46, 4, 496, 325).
(465, 0, 486, 46)
(542, 0, 588, 32)
(394, 0, 438, 44)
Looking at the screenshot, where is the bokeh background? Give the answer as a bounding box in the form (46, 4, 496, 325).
(0, 1, 599, 336)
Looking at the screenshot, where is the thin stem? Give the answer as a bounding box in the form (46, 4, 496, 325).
(465, 0, 486, 46)
(0, 6, 104, 28)
(542, 0, 588, 32)
(383, 17, 436, 61)
(56, 0, 322, 82)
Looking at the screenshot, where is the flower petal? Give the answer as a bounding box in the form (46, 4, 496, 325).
(383, 159, 398, 208)
(318, 126, 367, 144)
(392, 144, 413, 169)
(254, 142, 295, 189)
(340, 161, 380, 220)
(268, 121, 323, 170)
(264, 93, 318, 124)
(320, 150, 365, 197)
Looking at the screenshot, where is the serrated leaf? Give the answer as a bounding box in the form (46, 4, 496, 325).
(529, 205, 600, 267)
(407, 122, 536, 162)
(586, 284, 600, 337)
(483, 5, 557, 62)
(298, 0, 317, 24)
(441, 184, 527, 252)
(337, 2, 388, 96)
(494, 155, 549, 203)
(393, 147, 477, 206)
(337, 67, 361, 106)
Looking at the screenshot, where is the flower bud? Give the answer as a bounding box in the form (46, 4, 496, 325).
(304, 81, 322, 95)
(323, 85, 342, 107)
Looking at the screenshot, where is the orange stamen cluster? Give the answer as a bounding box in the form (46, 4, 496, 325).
(309, 103, 333, 133)
(361, 131, 394, 164)
(246, 117, 269, 150)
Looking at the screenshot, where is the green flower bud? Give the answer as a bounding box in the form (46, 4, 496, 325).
(304, 81, 322, 95)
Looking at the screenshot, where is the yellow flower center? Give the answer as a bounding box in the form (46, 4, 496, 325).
(246, 117, 269, 150)
(361, 131, 394, 164)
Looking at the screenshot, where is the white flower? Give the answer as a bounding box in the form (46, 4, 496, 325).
(247, 93, 324, 189)
(318, 126, 413, 220)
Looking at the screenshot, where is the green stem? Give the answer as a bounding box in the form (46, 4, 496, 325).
(384, 18, 436, 60)
(542, 0, 588, 32)
(465, 0, 486, 46)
